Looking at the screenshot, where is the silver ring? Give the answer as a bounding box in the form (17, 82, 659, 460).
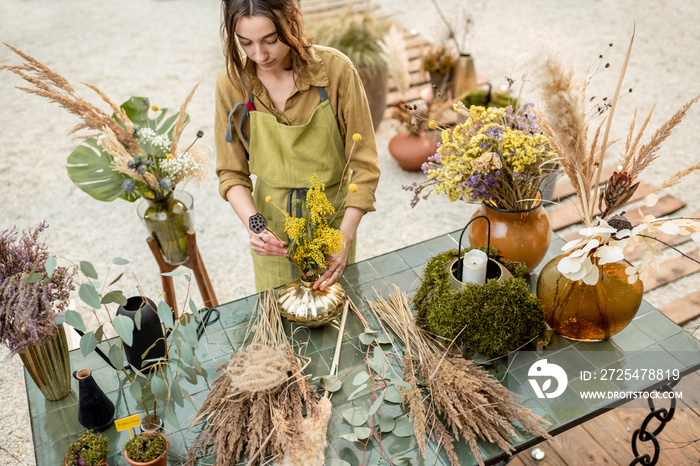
(333, 269, 340, 274)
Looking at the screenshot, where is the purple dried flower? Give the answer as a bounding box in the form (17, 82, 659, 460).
(0, 222, 76, 357)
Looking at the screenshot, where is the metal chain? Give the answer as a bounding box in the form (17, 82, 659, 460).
(629, 379, 680, 466)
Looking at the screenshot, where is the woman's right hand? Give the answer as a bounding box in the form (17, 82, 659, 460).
(251, 231, 287, 257)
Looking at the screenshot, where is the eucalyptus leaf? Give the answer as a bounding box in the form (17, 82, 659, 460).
(352, 371, 370, 386)
(165, 403, 180, 429)
(182, 366, 198, 385)
(375, 333, 392, 344)
(94, 325, 104, 343)
(359, 332, 375, 345)
(80, 331, 98, 356)
(341, 407, 369, 427)
(368, 391, 385, 417)
(391, 378, 413, 390)
(63, 309, 86, 332)
(353, 426, 371, 440)
(107, 272, 124, 287)
(329, 459, 351, 466)
(45, 256, 57, 279)
(347, 383, 369, 401)
(179, 344, 195, 367)
(393, 457, 413, 466)
(129, 377, 143, 402)
(112, 257, 130, 265)
(338, 433, 358, 442)
(79, 282, 102, 309)
(112, 315, 135, 347)
(151, 375, 169, 403)
(157, 301, 174, 329)
(80, 261, 99, 280)
(170, 378, 185, 407)
(102, 290, 127, 306)
(189, 299, 198, 314)
(321, 375, 342, 393)
(372, 346, 388, 373)
(161, 270, 185, 277)
(134, 308, 142, 331)
(377, 413, 395, 432)
(183, 320, 198, 347)
(108, 345, 124, 369)
(393, 417, 413, 437)
(384, 385, 402, 404)
(23, 272, 44, 283)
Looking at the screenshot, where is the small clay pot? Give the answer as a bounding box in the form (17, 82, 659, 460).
(388, 132, 438, 171)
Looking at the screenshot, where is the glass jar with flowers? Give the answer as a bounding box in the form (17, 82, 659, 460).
(532, 32, 700, 341)
(2, 45, 209, 265)
(0, 222, 76, 401)
(405, 102, 559, 272)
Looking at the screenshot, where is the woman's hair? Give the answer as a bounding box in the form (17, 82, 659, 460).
(221, 0, 312, 91)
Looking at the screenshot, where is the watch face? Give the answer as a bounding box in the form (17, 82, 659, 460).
(249, 213, 267, 233)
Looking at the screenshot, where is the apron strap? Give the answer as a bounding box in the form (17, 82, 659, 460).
(225, 93, 255, 145)
(286, 187, 309, 279)
(317, 86, 328, 102)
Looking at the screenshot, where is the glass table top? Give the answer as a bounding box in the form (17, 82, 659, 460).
(25, 232, 700, 465)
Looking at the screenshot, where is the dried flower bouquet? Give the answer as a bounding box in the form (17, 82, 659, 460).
(368, 289, 550, 466)
(2, 43, 208, 202)
(186, 290, 331, 466)
(532, 31, 700, 284)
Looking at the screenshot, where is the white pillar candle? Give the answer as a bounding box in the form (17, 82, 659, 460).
(461, 249, 488, 285)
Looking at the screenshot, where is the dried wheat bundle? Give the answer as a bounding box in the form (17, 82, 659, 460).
(368, 289, 550, 466)
(185, 291, 328, 466)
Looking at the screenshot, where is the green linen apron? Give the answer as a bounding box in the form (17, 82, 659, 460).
(228, 87, 355, 291)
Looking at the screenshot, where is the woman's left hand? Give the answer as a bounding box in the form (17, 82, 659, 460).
(313, 245, 350, 291)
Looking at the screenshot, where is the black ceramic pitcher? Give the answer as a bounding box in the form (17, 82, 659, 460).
(73, 368, 115, 431)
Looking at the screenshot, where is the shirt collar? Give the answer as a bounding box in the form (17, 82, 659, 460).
(243, 45, 330, 96)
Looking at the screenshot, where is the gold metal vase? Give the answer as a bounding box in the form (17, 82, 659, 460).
(19, 325, 72, 401)
(278, 279, 346, 327)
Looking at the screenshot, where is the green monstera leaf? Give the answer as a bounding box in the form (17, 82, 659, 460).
(66, 138, 132, 202)
(120, 96, 185, 140)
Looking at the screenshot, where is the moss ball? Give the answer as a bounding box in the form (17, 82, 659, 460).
(414, 249, 546, 358)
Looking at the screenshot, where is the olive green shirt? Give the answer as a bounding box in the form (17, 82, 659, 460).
(215, 45, 380, 213)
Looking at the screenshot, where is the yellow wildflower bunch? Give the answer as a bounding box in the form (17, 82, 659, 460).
(406, 103, 558, 211)
(282, 175, 346, 279)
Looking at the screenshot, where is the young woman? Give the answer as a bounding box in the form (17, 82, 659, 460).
(215, 0, 380, 292)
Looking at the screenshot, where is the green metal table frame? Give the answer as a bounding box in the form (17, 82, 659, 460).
(25, 232, 700, 465)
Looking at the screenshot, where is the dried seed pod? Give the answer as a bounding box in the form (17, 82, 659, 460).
(249, 213, 267, 234)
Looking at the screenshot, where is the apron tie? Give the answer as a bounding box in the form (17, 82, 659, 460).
(226, 93, 255, 144)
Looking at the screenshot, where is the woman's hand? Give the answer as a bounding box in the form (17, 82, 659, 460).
(314, 244, 350, 291)
(251, 231, 287, 257)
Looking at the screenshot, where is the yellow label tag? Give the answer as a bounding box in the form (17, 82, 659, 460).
(114, 414, 141, 432)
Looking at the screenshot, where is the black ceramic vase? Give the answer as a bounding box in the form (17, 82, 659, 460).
(116, 296, 167, 371)
(74, 368, 115, 431)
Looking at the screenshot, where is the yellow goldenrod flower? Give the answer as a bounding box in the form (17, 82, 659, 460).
(348, 184, 358, 193)
(352, 133, 362, 143)
(428, 120, 437, 130)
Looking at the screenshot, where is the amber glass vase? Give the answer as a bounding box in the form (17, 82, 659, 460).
(137, 191, 194, 265)
(278, 279, 346, 327)
(537, 253, 644, 341)
(467, 198, 551, 273)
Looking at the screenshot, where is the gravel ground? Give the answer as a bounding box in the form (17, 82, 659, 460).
(1, 0, 699, 463)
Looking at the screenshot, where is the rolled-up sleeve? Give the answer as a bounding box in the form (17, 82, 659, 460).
(215, 71, 253, 200)
(338, 65, 381, 213)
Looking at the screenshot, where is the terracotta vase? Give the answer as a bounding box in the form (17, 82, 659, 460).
(388, 132, 438, 171)
(19, 325, 72, 401)
(467, 199, 551, 273)
(137, 191, 194, 265)
(537, 254, 644, 341)
(124, 432, 169, 466)
(278, 279, 346, 327)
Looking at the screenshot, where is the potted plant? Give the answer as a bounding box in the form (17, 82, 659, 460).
(421, 44, 457, 95)
(123, 431, 168, 466)
(0, 222, 76, 401)
(308, 10, 389, 130)
(60, 258, 207, 431)
(64, 430, 109, 466)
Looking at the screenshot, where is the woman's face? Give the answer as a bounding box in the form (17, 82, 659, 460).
(235, 15, 291, 73)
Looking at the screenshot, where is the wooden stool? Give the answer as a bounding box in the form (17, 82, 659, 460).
(146, 229, 218, 314)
